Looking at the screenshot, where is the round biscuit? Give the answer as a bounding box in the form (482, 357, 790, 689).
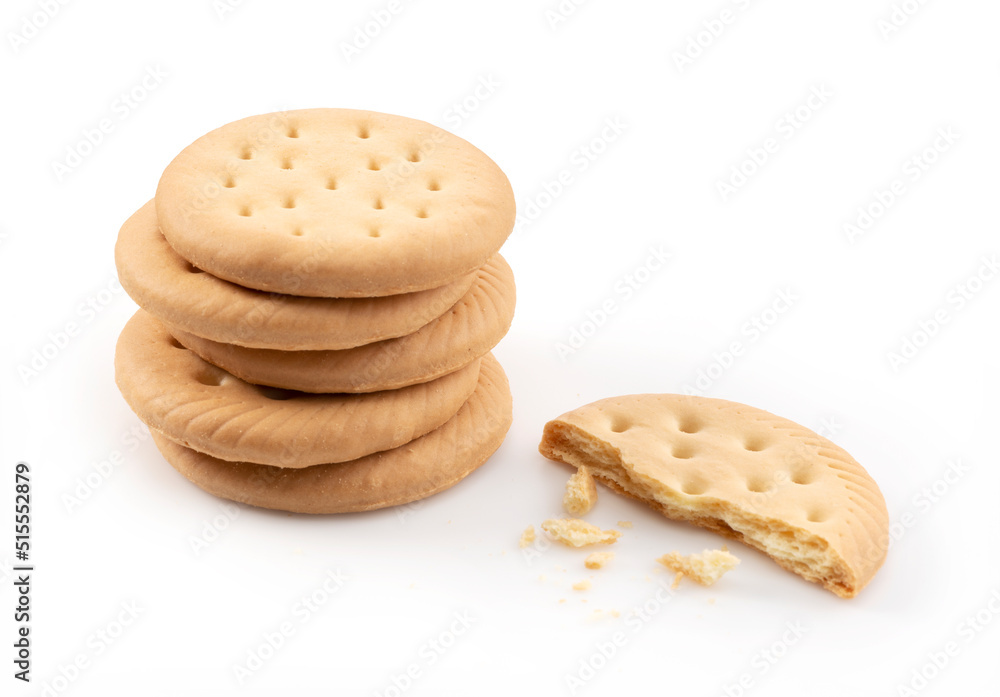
(114, 310, 481, 467)
(155, 108, 515, 297)
(167, 254, 516, 393)
(115, 200, 475, 350)
(149, 354, 512, 514)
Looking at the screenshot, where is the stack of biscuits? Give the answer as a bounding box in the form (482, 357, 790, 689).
(113, 108, 516, 514)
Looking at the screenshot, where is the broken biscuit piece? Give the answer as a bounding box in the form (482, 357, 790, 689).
(542, 518, 621, 547)
(657, 548, 739, 587)
(563, 466, 598, 515)
(539, 393, 889, 598)
(585, 552, 615, 570)
(519, 525, 536, 548)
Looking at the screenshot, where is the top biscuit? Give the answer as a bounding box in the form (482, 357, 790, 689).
(155, 108, 516, 297)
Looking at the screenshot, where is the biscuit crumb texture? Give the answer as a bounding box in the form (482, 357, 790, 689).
(585, 552, 614, 570)
(538, 394, 890, 598)
(573, 580, 592, 591)
(519, 525, 536, 548)
(542, 518, 622, 547)
(563, 466, 598, 515)
(658, 549, 739, 587)
(617, 520, 633, 529)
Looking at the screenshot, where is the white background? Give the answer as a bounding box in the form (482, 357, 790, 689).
(2, 0, 998, 694)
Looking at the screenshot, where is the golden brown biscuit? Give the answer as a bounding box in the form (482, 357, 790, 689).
(168, 255, 515, 393)
(115, 310, 480, 467)
(155, 108, 515, 297)
(539, 394, 890, 598)
(149, 354, 513, 513)
(115, 200, 476, 350)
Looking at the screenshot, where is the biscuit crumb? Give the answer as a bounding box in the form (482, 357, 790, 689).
(617, 520, 633, 529)
(542, 518, 621, 547)
(559, 598, 567, 604)
(563, 466, 598, 515)
(584, 552, 615, 570)
(611, 610, 620, 618)
(657, 548, 740, 587)
(519, 525, 536, 548)
(573, 580, 592, 591)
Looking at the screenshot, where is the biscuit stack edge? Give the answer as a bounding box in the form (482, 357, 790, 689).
(113, 108, 516, 514)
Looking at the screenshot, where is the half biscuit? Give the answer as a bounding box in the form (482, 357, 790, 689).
(539, 394, 889, 598)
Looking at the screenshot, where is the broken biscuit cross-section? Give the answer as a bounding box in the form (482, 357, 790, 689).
(563, 466, 598, 515)
(539, 394, 889, 598)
